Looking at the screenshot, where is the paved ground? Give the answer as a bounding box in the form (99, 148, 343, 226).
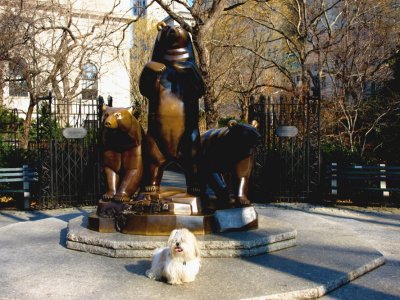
(0, 203, 399, 299)
(268, 204, 400, 300)
(259, 203, 400, 300)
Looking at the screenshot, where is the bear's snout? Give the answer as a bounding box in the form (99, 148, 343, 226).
(104, 116, 118, 129)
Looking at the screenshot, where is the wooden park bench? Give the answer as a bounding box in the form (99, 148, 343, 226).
(326, 163, 400, 204)
(0, 165, 38, 209)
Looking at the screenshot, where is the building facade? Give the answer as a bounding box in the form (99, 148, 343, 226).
(0, 0, 134, 122)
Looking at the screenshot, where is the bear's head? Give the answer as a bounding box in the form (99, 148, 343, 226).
(151, 22, 195, 63)
(102, 105, 136, 132)
(102, 105, 142, 149)
(226, 120, 261, 155)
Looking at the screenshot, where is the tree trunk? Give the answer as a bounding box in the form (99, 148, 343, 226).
(203, 78, 218, 129)
(239, 94, 251, 122)
(0, 66, 4, 106)
(192, 31, 218, 129)
(20, 98, 35, 149)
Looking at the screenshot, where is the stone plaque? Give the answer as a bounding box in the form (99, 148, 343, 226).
(276, 126, 298, 137)
(168, 203, 192, 215)
(62, 127, 87, 139)
(214, 206, 258, 232)
(167, 194, 202, 214)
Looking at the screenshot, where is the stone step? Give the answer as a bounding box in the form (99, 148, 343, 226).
(67, 215, 297, 258)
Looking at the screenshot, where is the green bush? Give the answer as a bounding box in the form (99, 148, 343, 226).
(0, 144, 37, 168)
(320, 140, 378, 165)
(29, 102, 63, 141)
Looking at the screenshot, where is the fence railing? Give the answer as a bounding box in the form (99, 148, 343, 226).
(1, 94, 104, 209)
(2, 92, 356, 208)
(249, 95, 321, 201)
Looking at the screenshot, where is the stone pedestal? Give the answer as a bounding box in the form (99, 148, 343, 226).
(68, 215, 296, 257)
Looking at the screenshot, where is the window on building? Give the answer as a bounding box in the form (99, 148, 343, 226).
(132, 0, 147, 16)
(81, 63, 98, 100)
(8, 60, 28, 97)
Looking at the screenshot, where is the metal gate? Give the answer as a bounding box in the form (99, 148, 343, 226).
(250, 95, 321, 201)
(35, 94, 104, 208)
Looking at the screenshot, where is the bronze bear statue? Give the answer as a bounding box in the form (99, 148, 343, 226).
(139, 22, 205, 196)
(201, 120, 260, 208)
(101, 105, 143, 203)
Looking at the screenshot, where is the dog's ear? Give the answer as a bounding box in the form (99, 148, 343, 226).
(185, 230, 201, 258)
(168, 229, 178, 245)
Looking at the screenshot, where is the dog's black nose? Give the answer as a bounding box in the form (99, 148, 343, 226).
(176, 242, 180, 246)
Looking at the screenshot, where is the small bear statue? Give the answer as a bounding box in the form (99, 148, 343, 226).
(201, 120, 261, 208)
(101, 105, 143, 203)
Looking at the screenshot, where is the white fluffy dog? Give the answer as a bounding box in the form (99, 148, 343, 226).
(146, 228, 201, 285)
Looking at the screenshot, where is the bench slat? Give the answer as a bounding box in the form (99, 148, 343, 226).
(0, 172, 38, 177)
(336, 171, 400, 175)
(340, 166, 400, 170)
(0, 178, 38, 183)
(329, 174, 400, 181)
(0, 169, 36, 173)
(0, 168, 24, 172)
(363, 188, 400, 192)
(0, 189, 25, 193)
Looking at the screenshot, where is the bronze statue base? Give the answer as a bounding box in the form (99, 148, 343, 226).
(88, 212, 215, 235)
(87, 213, 116, 233)
(90, 187, 258, 235)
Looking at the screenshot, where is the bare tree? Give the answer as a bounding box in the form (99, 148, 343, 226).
(322, 0, 400, 153)
(0, 1, 32, 106)
(128, 18, 158, 125)
(227, 0, 345, 98)
(222, 0, 400, 156)
(221, 27, 270, 121)
(1, 0, 128, 148)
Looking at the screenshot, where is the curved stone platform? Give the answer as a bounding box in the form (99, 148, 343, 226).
(67, 215, 297, 258)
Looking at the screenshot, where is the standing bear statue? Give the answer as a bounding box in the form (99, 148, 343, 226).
(139, 22, 205, 196)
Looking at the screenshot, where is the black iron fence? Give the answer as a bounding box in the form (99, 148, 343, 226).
(1, 94, 105, 209)
(33, 95, 104, 208)
(2, 91, 324, 208)
(249, 95, 321, 202)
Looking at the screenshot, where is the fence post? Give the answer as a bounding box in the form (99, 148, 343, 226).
(97, 96, 104, 129)
(379, 163, 389, 197)
(259, 95, 267, 146)
(331, 162, 337, 195)
(22, 165, 30, 210)
(107, 95, 113, 107)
